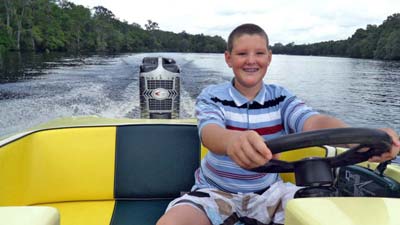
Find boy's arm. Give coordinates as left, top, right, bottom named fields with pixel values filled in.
left=201, top=124, right=272, bottom=169
left=302, top=114, right=348, bottom=131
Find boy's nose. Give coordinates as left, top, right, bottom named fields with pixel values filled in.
left=246, top=54, right=256, bottom=64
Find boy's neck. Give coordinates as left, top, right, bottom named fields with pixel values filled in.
left=232, top=79, right=262, bottom=101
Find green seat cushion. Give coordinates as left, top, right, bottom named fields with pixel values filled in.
left=115, top=124, right=200, bottom=198
left=110, top=200, right=170, bottom=225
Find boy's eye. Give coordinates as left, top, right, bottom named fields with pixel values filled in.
left=256, top=51, right=266, bottom=55
left=237, top=52, right=247, bottom=56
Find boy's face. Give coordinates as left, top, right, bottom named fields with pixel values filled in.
left=225, top=34, right=271, bottom=93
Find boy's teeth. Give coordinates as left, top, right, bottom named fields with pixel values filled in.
left=244, top=68, right=258, bottom=72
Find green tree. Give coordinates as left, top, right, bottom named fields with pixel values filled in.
left=374, top=14, right=400, bottom=59
left=0, top=22, right=13, bottom=50
left=385, top=30, right=400, bottom=60
left=0, top=0, right=227, bottom=53
left=92, top=6, right=113, bottom=51
left=145, top=20, right=159, bottom=31
left=60, top=1, right=91, bottom=51
left=12, top=0, right=32, bottom=50
left=30, top=0, right=66, bottom=51
left=270, top=13, right=400, bottom=61
left=376, top=30, right=400, bottom=60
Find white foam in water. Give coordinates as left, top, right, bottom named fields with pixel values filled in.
left=180, top=87, right=196, bottom=118
left=0, top=56, right=136, bottom=138
left=100, top=77, right=140, bottom=118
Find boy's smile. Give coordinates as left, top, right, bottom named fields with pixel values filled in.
left=224, top=34, right=272, bottom=99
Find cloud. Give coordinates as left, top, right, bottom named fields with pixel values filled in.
left=70, top=0, right=400, bottom=44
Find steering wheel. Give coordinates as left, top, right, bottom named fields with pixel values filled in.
left=250, top=128, right=392, bottom=186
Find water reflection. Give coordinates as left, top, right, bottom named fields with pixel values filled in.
left=1, top=52, right=63, bottom=83
left=0, top=52, right=123, bottom=83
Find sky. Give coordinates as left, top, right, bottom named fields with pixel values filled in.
left=69, top=0, right=400, bottom=45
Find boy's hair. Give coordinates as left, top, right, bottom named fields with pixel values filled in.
left=227, top=23, right=269, bottom=52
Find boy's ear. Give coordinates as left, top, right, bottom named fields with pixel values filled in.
left=266, top=49, right=272, bottom=66
left=224, top=51, right=232, bottom=67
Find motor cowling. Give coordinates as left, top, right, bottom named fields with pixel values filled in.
left=139, top=57, right=180, bottom=119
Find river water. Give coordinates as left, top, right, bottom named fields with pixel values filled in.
left=0, top=52, right=399, bottom=138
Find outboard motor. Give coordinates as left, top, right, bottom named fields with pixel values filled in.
left=139, top=57, right=180, bottom=119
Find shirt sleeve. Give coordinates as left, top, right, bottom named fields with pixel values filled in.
left=195, top=87, right=225, bottom=137
left=279, top=88, right=319, bottom=133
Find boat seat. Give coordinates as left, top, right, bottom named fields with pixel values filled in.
left=0, top=206, right=59, bottom=225
left=40, top=200, right=172, bottom=225
left=0, top=123, right=200, bottom=225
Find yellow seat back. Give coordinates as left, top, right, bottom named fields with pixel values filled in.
left=0, top=127, right=116, bottom=206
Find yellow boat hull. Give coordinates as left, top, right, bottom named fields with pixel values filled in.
left=1, top=117, right=399, bottom=225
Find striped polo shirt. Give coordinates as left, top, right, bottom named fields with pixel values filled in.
left=194, top=81, right=319, bottom=193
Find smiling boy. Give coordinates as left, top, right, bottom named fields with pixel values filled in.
left=157, top=23, right=400, bottom=225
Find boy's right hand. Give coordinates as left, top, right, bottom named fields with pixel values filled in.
left=226, top=130, right=273, bottom=169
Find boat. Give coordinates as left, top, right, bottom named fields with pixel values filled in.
left=1, top=116, right=400, bottom=225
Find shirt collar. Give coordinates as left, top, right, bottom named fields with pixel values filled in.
left=229, top=79, right=266, bottom=106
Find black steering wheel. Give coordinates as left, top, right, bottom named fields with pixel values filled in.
left=250, top=128, right=392, bottom=186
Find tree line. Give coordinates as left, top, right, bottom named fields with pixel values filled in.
left=0, top=0, right=226, bottom=53
left=1, top=1, right=399, bottom=60
left=271, top=13, right=400, bottom=60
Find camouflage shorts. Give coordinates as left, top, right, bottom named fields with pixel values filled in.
left=166, top=181, right=300, bottom=225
